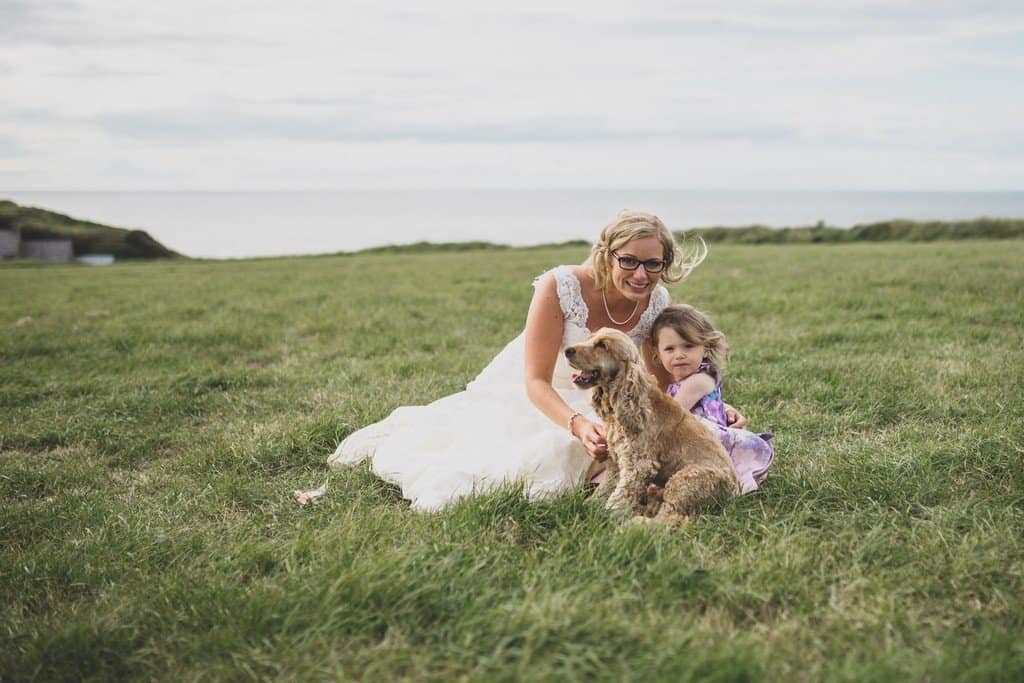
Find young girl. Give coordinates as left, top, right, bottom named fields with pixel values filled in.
left=649, top=304, right=774, bottom=494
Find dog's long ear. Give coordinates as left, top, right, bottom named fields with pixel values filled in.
left=604, top=331, right=649, bottom=398
left=618, top=343, right=650, bottom=400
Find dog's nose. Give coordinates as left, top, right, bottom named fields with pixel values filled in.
left=564, top=347, right=575, bottom=358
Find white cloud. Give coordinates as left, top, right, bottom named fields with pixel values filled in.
left=2, top=0, right=1022, bottom=189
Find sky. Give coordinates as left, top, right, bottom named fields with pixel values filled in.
left=2, top=0, right=1023, bottom=191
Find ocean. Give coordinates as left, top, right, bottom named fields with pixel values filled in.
left=5, top=189, right=1023, bottom=259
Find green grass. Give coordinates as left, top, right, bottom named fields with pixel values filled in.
left=2, top=241, right=1022, bottom=681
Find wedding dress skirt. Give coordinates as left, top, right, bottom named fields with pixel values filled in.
left=329, top=266, right=670, bottom=511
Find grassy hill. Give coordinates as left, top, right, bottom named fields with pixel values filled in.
left=686, top=216, right=1024, bottom=243
left=0, top=200, right=180, bottom=259
left=347, top=218, right=1024, bottom=255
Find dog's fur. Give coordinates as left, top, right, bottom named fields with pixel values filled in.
left=565, top=328, right=739, bottom=525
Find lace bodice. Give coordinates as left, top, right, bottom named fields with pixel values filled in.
left=539, top=265, right=669, bottom=390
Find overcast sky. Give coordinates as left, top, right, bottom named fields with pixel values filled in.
left=2, top=0, right=1023, bottom=190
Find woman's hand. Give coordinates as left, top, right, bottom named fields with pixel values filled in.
left=724, top=403, right=747, bottom=429
left=573, top=417, right=608, bottom=461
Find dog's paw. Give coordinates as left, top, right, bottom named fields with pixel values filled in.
left=629, top=515, right=657, bottom=526
left=651, top=510, right=692, bottom=528
left=605, top=490, right=632, bottom=512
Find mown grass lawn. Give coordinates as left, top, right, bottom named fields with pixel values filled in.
left=2, top=241, right=1022, bottom=681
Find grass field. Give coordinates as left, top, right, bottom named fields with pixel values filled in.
left=2, top=241, right=1022, bottom=681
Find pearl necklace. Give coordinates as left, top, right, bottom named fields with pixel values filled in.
left=602, top=288, right=640, bottom=325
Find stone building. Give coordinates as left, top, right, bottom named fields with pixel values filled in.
left=0, top=227, right=77, bottom=263
left=0, top=228, right=18, bottom=258
left=21, top=239, right=74, bottom=262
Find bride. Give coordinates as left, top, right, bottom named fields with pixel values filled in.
left=329, top=210, right=744, bottom=510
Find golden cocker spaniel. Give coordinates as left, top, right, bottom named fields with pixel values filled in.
left=565, top=328, right=739, bottom=525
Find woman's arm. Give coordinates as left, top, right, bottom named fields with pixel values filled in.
left=524, top=274, right=608, bottom=460
left=668, top=373, right=716, bottom=412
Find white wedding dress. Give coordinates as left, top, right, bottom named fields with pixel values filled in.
left=329, top=265, right=670, bottom=510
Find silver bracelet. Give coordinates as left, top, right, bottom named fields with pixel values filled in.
left=567, top=411, right=583, bottom=436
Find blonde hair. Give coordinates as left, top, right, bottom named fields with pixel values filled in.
left=649, top=304, right=730, bottom=372
left=585, top=209, right=707, bottom=291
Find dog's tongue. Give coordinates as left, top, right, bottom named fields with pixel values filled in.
left=572, top=371, right=596, bottom=384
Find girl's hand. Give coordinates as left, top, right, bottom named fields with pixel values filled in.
left=724, top=404, right=747, bottom=429
left=573, top=418, right=608, bottom=461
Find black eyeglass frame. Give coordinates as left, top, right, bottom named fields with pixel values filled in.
left=610, top=252, right=668, bottom=274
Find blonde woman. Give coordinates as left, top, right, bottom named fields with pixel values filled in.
left=330, top=210, right=745, bottom=509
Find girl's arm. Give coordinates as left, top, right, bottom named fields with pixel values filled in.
left=723, top=403, right=746, bottom=428
left=672, top=371, right=747, bottom=425
left=668, top=372, right=716, bottom=412
left=524, top=274, right=608, bottom=460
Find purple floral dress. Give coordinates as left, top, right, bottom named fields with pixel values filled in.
left=668, top=368, right=774, bottom=494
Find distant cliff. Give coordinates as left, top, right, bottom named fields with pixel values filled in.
left=0, top=200, right=181, bottom=259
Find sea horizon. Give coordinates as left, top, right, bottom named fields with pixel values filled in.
left=5, top=189, right=1024, bottom=260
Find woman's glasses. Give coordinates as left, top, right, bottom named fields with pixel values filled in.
left=611, top=252, right=667, bottom=273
